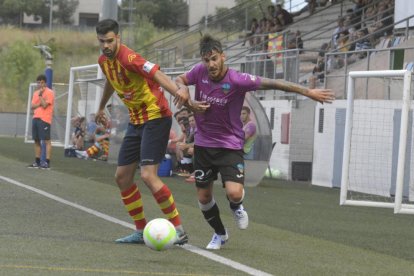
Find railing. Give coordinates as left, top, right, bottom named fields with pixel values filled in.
left=324, top=46, right=414, bottom=99
left=324, top=13, right=414, bottom=98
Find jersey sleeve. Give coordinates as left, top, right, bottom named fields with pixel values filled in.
left=185, top=63, right=203, bottom=85
left=235, top=72, right=262, bottom=93
left=122, top=53, right=160, bottom=79
left=44, top=89, right=54, bottom=106
left=244, top=122, right=256, bottom=137
left=31, top=92, right=39, bottom=105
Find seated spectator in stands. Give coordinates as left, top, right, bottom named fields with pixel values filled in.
left=242, top=18, right=259, bottom=47
left=177, top=113, right=196, bottom=181
left=174, top=107, right=190, bottom=123
left=288, top=30, right=304, bottom=53
left=275, top=4, right=293, bottom=26
left=167, top=129, right=178, bottom=156
left=336, top=30, right=354, bottom=52
left=75, top=120, right=111, bottom=161
left=368, top=1, right=393, bottom=39
left=175, top=116, right=193, bottom=176
left=363, top=3, right=378, bottom=26
left=171, top=108, right=189, bottom=149
left=241, top=106, right=257, bottom=160
left=352, top=28, right=372, bottom=59
left=267, top=17, right=284, bottom=33
left=350, top=0, right=364, bottom=29
left=331, top=17, right=345, bottom=50
left=85, top=113, right=97, bottom=144
left=344, top=15, right=357, bottom=37
left=253, top=17, right=269, bottom=51
left=71, top=116, right=86, bottom=150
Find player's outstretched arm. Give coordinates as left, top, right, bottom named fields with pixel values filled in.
left=259, top=78, right=335, bottom=104
left=154, top=70, right=189, bottom=108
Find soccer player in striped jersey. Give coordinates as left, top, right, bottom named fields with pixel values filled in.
left=95, top=19, right=190, bottom=245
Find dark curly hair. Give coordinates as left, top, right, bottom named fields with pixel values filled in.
left=199, top=34, right=223, bottom=56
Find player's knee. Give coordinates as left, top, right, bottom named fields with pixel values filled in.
left=115, top=171, right=129, bottom=186
left=140, top=169, right=155, bottom=183
left=227, top=187, right=244, bottom=203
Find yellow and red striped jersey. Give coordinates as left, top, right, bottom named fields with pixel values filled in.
left=98, top=44, right=172, bottom=125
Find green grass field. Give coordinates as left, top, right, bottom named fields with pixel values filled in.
left=1, top=137, right=414, bottom=275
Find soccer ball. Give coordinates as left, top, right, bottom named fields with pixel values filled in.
left=143, top=218, right=177, bottom=251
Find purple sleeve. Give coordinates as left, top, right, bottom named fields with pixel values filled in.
left=245, top=122, right=256, bottom=137
left=236, top=72, right=261, bottom=93
left=185, top=63, right=203, bottom=85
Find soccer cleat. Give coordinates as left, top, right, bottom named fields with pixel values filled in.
left=75, top=150, right=89, bottom=160
left=27, top=162, right=40, bottom=169
left=174, top=230, right=189, bottom=245
left=115, top=231, right=144, bottom=244
left=232, top=205, right=249, bottom=230
left=39, top=162, right=50, bottom=170
left=206, top=231, right=229, bottom=250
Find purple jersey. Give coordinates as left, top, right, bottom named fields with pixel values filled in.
left=186, top=63, right=261, bottom=149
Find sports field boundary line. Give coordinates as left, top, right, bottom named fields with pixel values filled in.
left=0, top=175, right=273, bottom=276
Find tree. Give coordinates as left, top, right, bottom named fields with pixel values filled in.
left=0, top=40, right=44, bottom=101
left=0, top=0, right=79, bottom=26
left=0, top=0, right=44, bottom=26
left=121, top=0, right=188, bottom=30
left=35, top=0, right=79, bottom=25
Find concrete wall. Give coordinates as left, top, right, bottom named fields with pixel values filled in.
left=289, top=100, right=316, bottom=176
left=260, top=100, right=292, bottom=179
left=312, top=100, right=346, bottom=188
left=0, top=113, right=27, bottom=137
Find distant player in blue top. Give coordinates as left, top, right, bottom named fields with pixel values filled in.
left=175, top=34, right=335, bottom=250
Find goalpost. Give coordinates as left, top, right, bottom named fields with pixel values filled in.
left=340, top=69, right=414, bottom=214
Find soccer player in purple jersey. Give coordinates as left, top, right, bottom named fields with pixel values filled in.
left=175, top=34, right=334, bottom=250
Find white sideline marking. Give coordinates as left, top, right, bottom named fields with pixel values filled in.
left=0, top=175, right=273, bottom=276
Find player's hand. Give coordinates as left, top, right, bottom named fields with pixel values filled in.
left=173, top=86, right=190, bottom=109
left=188, top=100, right=210, bottom=113
left=307, top=89, right=335, bottom=104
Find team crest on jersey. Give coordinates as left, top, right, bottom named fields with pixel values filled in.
left=221, top=83, right=231, bottom=94
left=128, top=54, right=137, bottom=63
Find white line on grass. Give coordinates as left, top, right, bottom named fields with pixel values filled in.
left=0, top=175, right=273, bottom=276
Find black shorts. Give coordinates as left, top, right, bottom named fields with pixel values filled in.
left=32, top=118, right=51, bottom=141
left=193, top=145, right=245, bottom=188
left=118, top=117, right=171, bottom=166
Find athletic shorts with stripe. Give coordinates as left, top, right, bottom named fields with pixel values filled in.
left=117, top=117, right=172, bottom=166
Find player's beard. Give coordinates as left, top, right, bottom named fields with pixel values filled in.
left=209, top=63, right=226, bottom=81
left=103, top=43, right=118, bottom=59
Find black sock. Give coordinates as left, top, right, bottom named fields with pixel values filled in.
left=227, top=195, right=242, bottom=210
left=46, top=159, right=50, bottom=165
left=35, top=158, right=40, bottom=165
left=202, top=203, right=226, bottom=235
